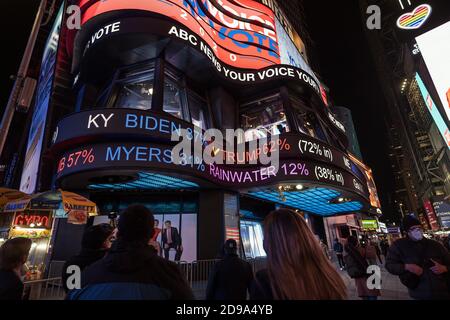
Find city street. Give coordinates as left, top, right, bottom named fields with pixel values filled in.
left=1, top=0, right=449, bottom=305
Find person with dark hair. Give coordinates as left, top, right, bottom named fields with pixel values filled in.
left=62, top=223, right=114, bottom=292
left=0, top=237, right=32, bottom=300
left=206, top=239, right=253, bottom=300
left=344, top=236, right=380, bottom=300
left=250, top=209, right=347, bottom=300
left=68, top=205, right=194, bottom=300
left=162, top=220, right=183, bottom=261
left=386, top=214, right=450, bottom=300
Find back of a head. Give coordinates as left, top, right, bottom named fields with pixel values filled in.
left=0, top=237, right=32, bottom=270
left=117, top=205, right=155, bottom=244
left=224, top=239, right=238, bottom=255
left=81, top=223, right=114, bottom=250
left=263, top=209, right=347, bottom=300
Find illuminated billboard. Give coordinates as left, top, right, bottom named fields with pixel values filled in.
left=20, top=5, right=64, bottom=193
left=361, top=220, right=378, bottom=231
left=415, top=73, right=450, bottom=150
left=74, top=0, right=323, bottom=99
left=416, top=21, right=450, bottom=122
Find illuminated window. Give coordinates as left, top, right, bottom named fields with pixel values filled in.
left=240, top=94, right=289, bottom=142
left=115, top=70, right=154, bottom=110
left=163, top=76, right=183, bottom=119
left=188, top=92, right=209, bottom=131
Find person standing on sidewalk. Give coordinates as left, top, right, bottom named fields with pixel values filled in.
left=344, top=236, right=381, bottom=300
left=206, top=239, right=253, bottom=300
left=333, top=238, right=345, bottom=270
left=386, top=215, right=450, bottom=300
left=0, top=238, right=32, bottom=300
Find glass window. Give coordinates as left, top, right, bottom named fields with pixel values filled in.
left=115, top=72, right=154, bottom=110
left=188, top=92, right=209, bottom=131
left=163, top=76, right=184, bottom=119
left=240, top=94, right=289, bottom=142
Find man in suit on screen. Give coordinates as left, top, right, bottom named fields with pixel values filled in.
left=162, top=221, right=183, bottom=261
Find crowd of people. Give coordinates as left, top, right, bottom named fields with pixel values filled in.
left=0, top=206, right=449, bottom=300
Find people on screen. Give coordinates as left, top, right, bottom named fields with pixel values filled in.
left=162, top=220, right=183, bottom=262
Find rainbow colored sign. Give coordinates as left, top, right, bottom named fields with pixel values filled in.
left=397, top=4, right=432, bottom=30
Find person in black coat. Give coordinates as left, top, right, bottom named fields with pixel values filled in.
left=386, top=215, right=450, bottom=300
left=67, top=205, right=194, bottom=300
left=62, top=223, right=114, bottom=292
left=162, top=221, right=183, bottom=261
left=0, top=237, right=32, bottom=300
left=206, top=239, right=253, bottom=300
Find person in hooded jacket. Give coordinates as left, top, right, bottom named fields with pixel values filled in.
left=62, top=223, right=114, bottom=292
left=386, top=215, right=450, bottom=300
left=68, top=205, right=194, bottom=300
left=206, top=239, right=253, bottom=300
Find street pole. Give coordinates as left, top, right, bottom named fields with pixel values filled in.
left=0, top=0, right=48, bottom=157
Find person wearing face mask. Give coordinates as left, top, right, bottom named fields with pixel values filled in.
left=386, top=215, right=450, bottom=300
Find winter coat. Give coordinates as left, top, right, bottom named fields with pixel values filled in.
left=386, top=237, right=450, bottom=300
left=344, top=245, right=380, bottom=298
left=206, top=254, right=253, bottom=300
left=67, top=240, right=194, bottom=300
left=0, top=270, right=23, bottom=300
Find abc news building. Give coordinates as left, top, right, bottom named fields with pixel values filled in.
left=12, top=0, right=382, bottom=265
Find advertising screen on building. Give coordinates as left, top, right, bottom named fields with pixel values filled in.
left=240, top=220, right=266, bottom=259
left=424, top=199, right=440, bottom=231
left=416, top=21, right=450, bottom=122
left=75, top=0, right=325, bottom=103
left=361, top=220, right=378, bottom=231
left=415, top=73, right=450, bottom=150
left=20, top=5, right=64, bottom=193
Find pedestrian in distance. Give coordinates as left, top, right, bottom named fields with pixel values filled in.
left=62, top=223, right=115, bottom=293
left=344, top=236, right=381, bottom=300
left=206, top=239, right=253, bottom=300
left=385, top=214, right=450, bottom=300
left=67, top=205, right=194, bottom=300
left=0, top=237, right=32, bottom=300
left=333, top=238, right=345, bottom=270
left=380, top=239, right=389, bottom=258
left=250, top=209, right=348, bottom=300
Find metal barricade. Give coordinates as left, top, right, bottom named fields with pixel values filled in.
left=24, top=277, right=65, bottom=300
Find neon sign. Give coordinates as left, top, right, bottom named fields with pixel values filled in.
left=396, top=4, right=432, bottom=30
left=14, top=212, right=51, bottom=229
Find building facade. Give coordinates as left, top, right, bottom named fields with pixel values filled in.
left=359, top=0, right=450, bottom=231
left=2, top=0, right=381, bottom=267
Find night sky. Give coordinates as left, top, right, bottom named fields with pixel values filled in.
left=303, top=0, right=396, bottom=220
left=0, top=0, right=396, bottom=220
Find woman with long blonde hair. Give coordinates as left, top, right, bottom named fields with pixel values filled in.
left=250, top=209, right=348, bottom=300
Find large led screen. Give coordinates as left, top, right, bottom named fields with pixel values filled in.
left=416, top=21, right=450, bottom=122
left=240, top=219, right=266, bottom=259
left=415, top=73, right=450, bottom=150
left=20, top=5, right=64, bottom=193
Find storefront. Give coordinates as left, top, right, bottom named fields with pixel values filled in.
left=23, top=0, right=381, bottom=263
